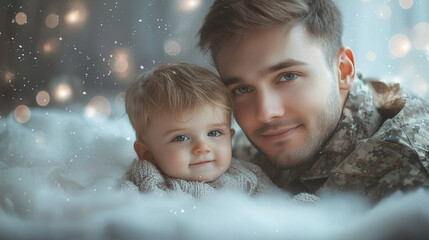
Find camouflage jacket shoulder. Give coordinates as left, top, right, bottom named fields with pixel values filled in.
left=232, top=77, right=429, bottom=201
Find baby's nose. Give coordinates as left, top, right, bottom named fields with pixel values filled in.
left=192, top=141, right=211, bottom=154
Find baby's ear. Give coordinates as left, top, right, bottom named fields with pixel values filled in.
left=133, top=140, right=154, bottom=163
left=230, top=128, right=235, bottom=138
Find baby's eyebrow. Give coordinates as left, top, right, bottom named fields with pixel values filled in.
left=208, top=122, right=230, bottom=128
left=163, top=128, right=188, bottom=137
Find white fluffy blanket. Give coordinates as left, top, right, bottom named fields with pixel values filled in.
left=1, top=109, right=429, bottom=239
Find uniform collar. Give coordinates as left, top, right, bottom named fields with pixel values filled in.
left=295, top=78, right=384, bottom=183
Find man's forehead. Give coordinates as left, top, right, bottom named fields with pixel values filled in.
left=215, top=24, right=321, bottom=80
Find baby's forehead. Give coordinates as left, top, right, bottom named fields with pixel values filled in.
left=149, top=105, right=230, bottom=124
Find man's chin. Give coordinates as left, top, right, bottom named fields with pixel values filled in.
left=258, top=145, right=316, bottom=170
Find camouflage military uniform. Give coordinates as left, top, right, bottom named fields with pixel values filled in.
left=233, top=77, right=429, bottom=202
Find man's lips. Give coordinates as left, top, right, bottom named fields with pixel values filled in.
left=260, top=125, right=302, bottom=142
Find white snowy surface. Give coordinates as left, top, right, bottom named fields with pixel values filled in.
left=1, top=108, right=429, bottom=240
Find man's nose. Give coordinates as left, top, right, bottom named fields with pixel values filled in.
left=192, top=140, right=211, bottom=155
left=256, top=90, right=285, bottom=123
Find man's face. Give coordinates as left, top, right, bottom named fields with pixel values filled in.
left=216, top=24, right=342, bottom=169
left=143, top=106, right=233, bottom=182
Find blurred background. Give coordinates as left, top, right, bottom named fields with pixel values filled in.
left=1, top=0, right=428, bottom=124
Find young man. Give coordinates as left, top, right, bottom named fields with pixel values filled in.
left=198, top=0, right=429, bottom=201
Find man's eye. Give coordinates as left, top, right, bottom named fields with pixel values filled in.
left=232, top=86, right=251, bottom=95
left=173, top=135, right=189, bottom=142
left=279, top=73, right=298, bottom=82
left=208, top=130, right=221, bottom=137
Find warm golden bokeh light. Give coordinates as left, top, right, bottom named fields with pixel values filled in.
left=46, top=14, right=59, bottom=28
left=36, top=91, right=51, bottom=107
left=54, top=83, right=72, bottom=102
left=43, top=42, right=53, bottom=53
left=14, top=105, right=31, bottom=123
left=15, top=12, right=27, bottom=25
left=112, top=50, right=132, bottom=74
left=65, top=11, right=80, bottom=24
left=389, top=34, right=411, bottom=58
left=43, top=38, right=59, bottom=54
left=114, top=57, right=129, bottom=73
left=63, top=1, right=87, bottom=27
left=5, top=72, right=15, bottom=82
left=85, top=96, right=111, bottom=122
left=179, top=0, right=201, bottom=11
left=164, top=40, right=182, bottom=56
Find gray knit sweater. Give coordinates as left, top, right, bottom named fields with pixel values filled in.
left=120, top=158, right=277, bottom=198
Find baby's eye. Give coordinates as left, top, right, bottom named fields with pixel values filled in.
left=279, top=73, right=298, bottom=82
left=208, top=130, right=221, bottom=137
left=173, top=135, right=189, bottom=142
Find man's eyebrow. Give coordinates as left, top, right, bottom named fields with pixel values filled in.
left=222, top=76, right=241, bottom=87
left=261, top=59, right=308, bottom=76
left=222, top=59, right=307, bottom=86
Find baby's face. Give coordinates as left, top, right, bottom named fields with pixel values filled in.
left=143, top=106, right=233, bottom=182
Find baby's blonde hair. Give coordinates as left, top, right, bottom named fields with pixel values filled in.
left=125, top=62, right=233, bottom=141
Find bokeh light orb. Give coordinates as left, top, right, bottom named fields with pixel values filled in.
left=115, top=92, right=125, bottom=107
left=164, top=40, right=181, bottom=56
left=399, top=0, right=413, bottom=9
left=179, top=0, right=201, bottom=11
left=114, top=58, right=129, bottom=73
left=36, top=90, right=51, bottom=107
left=46, top=14, right=59, bottom=28
left=376, top=4, right=392, bottom=20
left=389, top=34, right=411, bottom=58
left=412, top=22, right=429, bottom=51
left=5, top=72, right=15, bottom=82
left=14, top=105, right=31, bottom=123
left=65, top=11, right=79, bottom=24
left=85, top=96, right=111, bottom=122
left=15, top=12, right=27, bottom=25
left=64, top=2, right=87, bottom=27
left=43, top=38, right=59, bottom=54
left=54, top=83, right=72, bottom=102
left=366, top=51, right=377, bottom=62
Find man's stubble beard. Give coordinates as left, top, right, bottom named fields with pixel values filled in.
left=247, top=79, right=343, bottom=170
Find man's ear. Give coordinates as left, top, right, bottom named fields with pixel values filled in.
left=336, top=47, right=355, bottom=91
left=134, top=140, right=154, bottom=163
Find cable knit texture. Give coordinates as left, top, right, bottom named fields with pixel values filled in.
left=120, top=158, right=278, bottom=198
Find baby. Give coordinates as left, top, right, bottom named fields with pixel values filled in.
left=120, top=62, right=276, bottom=198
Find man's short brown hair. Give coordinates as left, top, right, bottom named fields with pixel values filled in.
left=125, top=62, right=232, bottom=141
left=198, top=0, right=343, bottom=65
